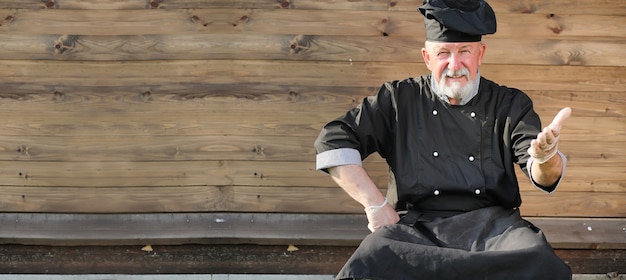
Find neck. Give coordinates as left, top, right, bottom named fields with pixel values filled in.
left=448, top=98, right=461, bottom=105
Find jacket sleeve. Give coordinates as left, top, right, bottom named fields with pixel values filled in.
left=314, top=82, right=397, bottom=171
left=509, top=91, right=565, bottom=192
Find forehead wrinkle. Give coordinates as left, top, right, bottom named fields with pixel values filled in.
left=425, top=41, right=480, bottom=52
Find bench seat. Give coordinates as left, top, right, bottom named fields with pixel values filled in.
left=0, top=213, right=624, bottom=275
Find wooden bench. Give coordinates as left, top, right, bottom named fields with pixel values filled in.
left=0, top=212, right=624, bottom=275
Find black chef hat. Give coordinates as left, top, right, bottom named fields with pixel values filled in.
left=418, top=0, right=496, bottom=42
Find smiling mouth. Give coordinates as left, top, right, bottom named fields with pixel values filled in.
left=446, top=75, right=466, bottom=80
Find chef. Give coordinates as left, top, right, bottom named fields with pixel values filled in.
left=314, top=0, right=573, bottom=279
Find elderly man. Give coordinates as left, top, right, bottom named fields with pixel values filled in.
left=314, top=0, right=573, bottom=279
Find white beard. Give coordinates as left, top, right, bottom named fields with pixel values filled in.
left=438, top=68, right=475, bottom=103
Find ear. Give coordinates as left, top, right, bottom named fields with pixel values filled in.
left=477, top=43, right=486, bottom=66
left=421, top=47, right=432, bottom=70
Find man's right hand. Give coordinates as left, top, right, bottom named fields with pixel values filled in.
left=328, top=164, right=400, bottom=232
left=365, top=201, right=400, bottom=232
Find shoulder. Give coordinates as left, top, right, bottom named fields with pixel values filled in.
left=376, top=76, right=429, bottom=100
left=383, top=76, right=428, bottom=90
left=479, top=77, right=532, bottom=103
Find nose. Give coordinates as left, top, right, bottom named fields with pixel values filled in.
left=447, top=53, right=462, bottom=72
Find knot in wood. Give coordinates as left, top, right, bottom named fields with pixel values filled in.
left=16, top=145, right=29, bottom=156
left=141, top=90, right=152, bottom=100
left=44, top=0, right=55, bottom=8
left=252, top=145, right=265, bottom=155
left=289, top=35, right=312, bottom=54
left=52, top=91, right=65, bottom=101
left=149, top=0, right=160, bottom=8
left=54, top=35, right=77, bottom=54
left=280, top=0, right=291, bottom=8
left=549, top=25, right=562, bottom=34
left=546, top=14, right=563, bottom=34
left=378, top=17, right=391, bottom=37
left=288, top=90, right=299, bottom=101
left=233, top=15, right=250, bottom=27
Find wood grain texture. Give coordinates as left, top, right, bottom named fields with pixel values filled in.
left=0, top=8, right=623, bottom=38
left=0, top=60, right=623, bottom=91
left=0, top=184, right=623, bottom=217
left=0, top=34, right=623, bottom=67
left=0, top=0, right=624, bottom=16
left=0, top=0, right=623, bottom=222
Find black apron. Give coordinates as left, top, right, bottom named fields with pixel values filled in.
left=335, top=206, right=572, bottom=280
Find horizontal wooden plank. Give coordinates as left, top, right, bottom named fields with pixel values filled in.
left=0, top=34, right=623, bottom=67
left=0, top=213, right=624, bottom=249
left=0, top=136, right=623, bottom=167
left=482, top=38, right=626, bottom=66
left=0, top=86, right=622, bottom=118
left=0, top=0, right=623, bottom=16
left=0, top=161, right=331, bottom=188
left=529, top=91, right=626, bottom=118
left=0, top=9, right=422, bottom=36
left=0, top=212, right=369, bottom=246
left=516, top=166, right=626, bottom=193
left=0, top=83, right=372, bottom=113
left=0, top=184, right=623, bottom=217
left=0, top=186, right=357, bottom=213
left=0, top=9, right=623, bottom=38
left=528, top=217, right=626, bottom=249
left=519, top=191, right=626, bottom=218
left=0, top=135, right=317, bottom=161
left=0, top=157, right=622, bottom=188
left=0, top=110, right=331, bottom=137
left=0, top=60, right=623, bottom=92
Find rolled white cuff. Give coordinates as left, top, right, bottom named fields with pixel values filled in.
left=316, top=148, right=362, bottom=170
left=527, top=150, right=567, bottom=193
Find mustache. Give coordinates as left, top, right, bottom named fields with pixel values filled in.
left=442, top=67, right=470, bottom=79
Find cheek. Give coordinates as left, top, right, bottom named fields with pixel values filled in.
left=431, top=63, right=446, bottom=79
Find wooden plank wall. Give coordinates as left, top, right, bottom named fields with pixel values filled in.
left=0, top=0, right=624, bottom=218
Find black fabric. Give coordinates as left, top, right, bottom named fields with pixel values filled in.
left=335, top=207, right=572, bottom=280
left=418, top=0, right=497, bottom=42
left=314, top=76, right=569, bottom=279
left=314, top=76, right=540, bottom=211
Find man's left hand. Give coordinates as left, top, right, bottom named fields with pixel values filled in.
left=528, top=107, right=572, bottom=164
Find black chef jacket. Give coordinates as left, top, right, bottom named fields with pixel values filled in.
left=315, top=75, right=547, bottom=211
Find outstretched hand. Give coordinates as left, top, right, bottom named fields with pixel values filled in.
left=528, top=107, right=572, bottom=164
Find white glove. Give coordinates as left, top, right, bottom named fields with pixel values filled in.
left=528, top=107, right=572, bottom=164
left=364, top=198, right=399, bottom=232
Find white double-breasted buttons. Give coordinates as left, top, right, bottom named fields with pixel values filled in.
left=433, top=151, right=439, bottom=157
left=434, top=190, right=440, bottom=196
left=468, top=155, right=475, bottom=162
left=470, top=111, right=476, bottom=118
left=474, top=189, right=481, bottom=195
left=432, top=109, right=438, bottom=116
